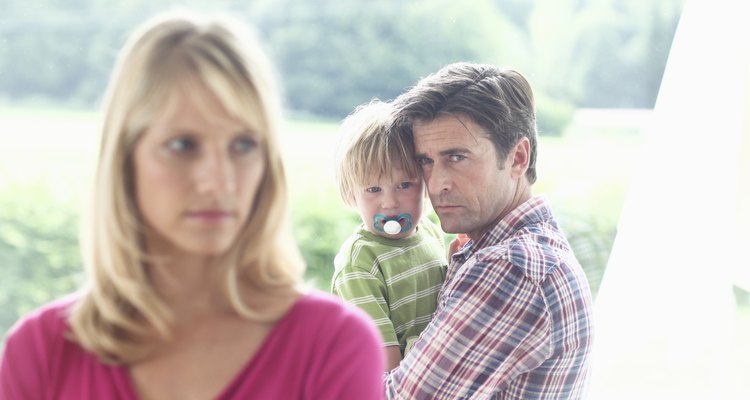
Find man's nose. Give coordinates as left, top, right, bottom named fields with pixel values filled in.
left=425, top=166, right=451, bottom=195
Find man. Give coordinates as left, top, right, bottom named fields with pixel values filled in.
left=384, top=62, right=594, bottom=399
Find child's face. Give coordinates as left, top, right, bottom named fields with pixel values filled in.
left=353, top=168, right=424, bottom=239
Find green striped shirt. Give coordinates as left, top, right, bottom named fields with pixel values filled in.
left=331, top=219, right=447, bottom=355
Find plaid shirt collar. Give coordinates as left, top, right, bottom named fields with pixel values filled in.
left=452, top=195, right=552, bottom=266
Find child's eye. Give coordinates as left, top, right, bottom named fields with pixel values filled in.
left=165, top=137, right=197, bottom=154
left=365, top=186, right=381, bottom=193
left=397, top=182, right=412, bottom=189
left=230, top=136, right=257, bottom=155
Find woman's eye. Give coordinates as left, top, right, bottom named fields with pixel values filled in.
left=365, top=186, right=381, bottom=193
left=231, top=136, right=257, bottom=154
left=165, top=137, right=196, bottom=153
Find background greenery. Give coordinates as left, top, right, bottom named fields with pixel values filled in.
left=0, top=0, right=687, bottom=337
left=0, top=107, right=644, bottom=338
left=0, top=1, right=686, bottom=319
left=2, top=0, right=749, bottom=395
left=0, top=0, right=684, bottom=134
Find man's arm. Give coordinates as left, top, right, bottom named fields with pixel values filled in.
left=384, top=253, right=551, bottom=399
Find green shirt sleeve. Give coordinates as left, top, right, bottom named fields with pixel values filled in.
left=331, top=245, right=398, bottom=347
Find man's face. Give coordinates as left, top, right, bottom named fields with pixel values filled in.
left=412, top=114, right=524, bottom=241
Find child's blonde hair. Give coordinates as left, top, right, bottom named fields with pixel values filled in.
left=335, top=100, right=421, bottom=207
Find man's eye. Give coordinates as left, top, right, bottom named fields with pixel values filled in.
left=415, top=157, right=432, bottom=165
left=366, top=187, right=381, bottom=193
left=397, top=182, right=412, bottom=189
left=231, top=136, right=257, bottom=154
left=449, top=154, right=466, bottom=162
left=165, top=137, right=197, bottom=153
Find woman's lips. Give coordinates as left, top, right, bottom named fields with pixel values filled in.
left=186, top=210, right=234, bottom=222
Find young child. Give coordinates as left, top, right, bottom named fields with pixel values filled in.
left=331, top=100, right=447, bottom=371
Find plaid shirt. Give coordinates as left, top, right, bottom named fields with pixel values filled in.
left=384, top=196, right=594, bottom=399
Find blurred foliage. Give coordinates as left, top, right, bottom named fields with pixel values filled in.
left=535, top=93, right=576, bottom=136
left=0, top=0, right=684, bottom=134
left=734, top=286, right=750, bottom=309
left=0, top=184, right=83, bottom=339
left=252, top=0, right=516, bottom=118
left=291, top=199, right=361, bottom=290
left=556, top=214, right=616, bottom=298
left=0, top=178, right=616, bottom=339
left=0, top=0, right=686, bottom=339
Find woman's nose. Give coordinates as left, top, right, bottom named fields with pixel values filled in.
left=195, top=149, right=236, bottom=194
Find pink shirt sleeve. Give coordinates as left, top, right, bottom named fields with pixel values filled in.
left=1, top=299, right=68, bottom=399
left=302, top=293, right=386, bottom=399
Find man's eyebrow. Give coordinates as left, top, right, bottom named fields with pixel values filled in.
left=415, top=147, right=470, bottom=159
left=438, top=147, right=470, bottom=156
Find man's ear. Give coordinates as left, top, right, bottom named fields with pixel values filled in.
left=509, top=138, right=530, bottom=179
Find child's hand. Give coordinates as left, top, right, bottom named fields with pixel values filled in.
left=449, top=234, right=470, bottom=257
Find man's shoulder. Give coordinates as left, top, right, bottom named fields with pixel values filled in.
left=477, top=223, right=574, bottom=283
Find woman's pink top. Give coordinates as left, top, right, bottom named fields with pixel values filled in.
left=0, top=291, right=385, bottom=399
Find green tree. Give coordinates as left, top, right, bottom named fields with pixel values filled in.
left=575, top=0, right=683, bottom=107
left=250, top=0, right=520, bottom=119
left=0, top=184, right=82, bottom=340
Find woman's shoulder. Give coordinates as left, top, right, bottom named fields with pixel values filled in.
left=286, top=289, right=381, bottom=339
left=292, top=290, right=370, bottom=321
left=274, top=289, right=385, bottom=369
left=5, top=293, right=79, bottom=344
left=1, top=294, right=81, bottom=397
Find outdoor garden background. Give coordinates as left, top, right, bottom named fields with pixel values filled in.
left=2, top=0, right=747, bottom=397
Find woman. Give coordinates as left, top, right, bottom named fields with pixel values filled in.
left=0, top=10, right=384, bottom=400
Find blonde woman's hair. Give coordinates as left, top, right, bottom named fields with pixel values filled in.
left=334, top=100, right=420, bottom=207
left=68, top=10, right=305, bottom=364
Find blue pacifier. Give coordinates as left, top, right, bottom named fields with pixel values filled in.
left=373, top=213, right=414, bottom=235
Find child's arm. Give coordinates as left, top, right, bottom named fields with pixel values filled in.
left=449, top=233, right=470, bottom=257
left=331, top=257, right=399, bottom=371
left=385, top=345, right=402, bottom=371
